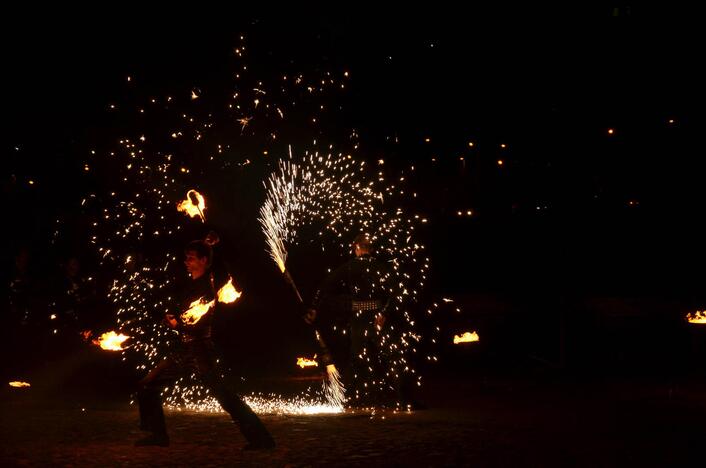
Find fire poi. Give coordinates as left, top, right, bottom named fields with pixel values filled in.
left=686, top=311, right=706, bottom=324
left=297, top=356, right=319, bottom=368
left=92, top=331, right=131, bottom=351
left=9, top=381, right=31, bottom=388
left=177, top=189, right=206, bottom=222
left=454, top=331, right=480, bottom=344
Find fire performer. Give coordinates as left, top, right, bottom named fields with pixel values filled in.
left=134, top=237, right=275, bottom=449
left=305, top=233, right=392, bottom=406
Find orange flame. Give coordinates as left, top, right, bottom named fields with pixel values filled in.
left=177, top=189, right=206, bottom=222
left=9, top=381, right=31, bottom=388
left=92, top=331, right=130, bottom=351
left=181, top=297, right=215, bottom=325
left=686, top=311, right=706, bottom=324
left=296, top=356, right=318, bottom=368
left=454, top=331, right=480, bottom=344
left=217, top=278, right=242, bottom=304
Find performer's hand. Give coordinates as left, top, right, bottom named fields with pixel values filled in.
left=303, top=308, right=317, bottom=324
left=164, top=314, right=178, bottom=329
left=375, top=313, right=386, bottom=330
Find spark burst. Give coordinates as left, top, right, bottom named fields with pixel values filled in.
left=81, top=33, right=357, bottom=414
left=259, top=144, right=439, bottom=409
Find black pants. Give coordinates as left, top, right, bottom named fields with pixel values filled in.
left=346, top=313, right=393, bottom=406
left=136, top=339, right=273, bottom=444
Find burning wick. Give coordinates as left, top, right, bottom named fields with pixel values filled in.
left=177, top=189, right=206, bottom=222
left=453, top=331, right=480, bottom=344
left=686, top=311, right=706, bottom=324
left=92, top=331, right=130, bottom=351
left=9, top=381, right=31, bottom=388
left=296, top=356, right=318, bottom=368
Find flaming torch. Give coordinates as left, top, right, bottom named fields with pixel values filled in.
left=9, top=381, right=31, bottom=388
left=686, top=311, right=706, bottom=324
left=454, top=331, right=480, bottom=344
left=177, top=189, right=206, bottom=222
left=296, top=355, right=319, bottom=368
left=92, top=331, right=130, bottom=351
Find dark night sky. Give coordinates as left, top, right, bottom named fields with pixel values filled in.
left=2, top=5, right=703, bottom=298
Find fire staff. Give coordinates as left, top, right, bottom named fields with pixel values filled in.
left=305, top=233, right=392, bottom=406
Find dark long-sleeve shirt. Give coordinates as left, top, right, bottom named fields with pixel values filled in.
left=312, top=254, right=392, bottom=322
left=175, top=270, right=227, bottom=342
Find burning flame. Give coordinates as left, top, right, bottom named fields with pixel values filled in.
left=180, top=280, right=242, bottom=325
left=92, top=331, right=130, bottom=351
left=9, top=381, right=31, bottom=388
left=177, top=189, right=206, bottom=222
left=296, top=356, right=319, bottom=368
left=217, top=278, right=242, bottom=304
left=454, top=331, right=480, bottom=344
left=181, top=297, right=215, bottom=325
left=686, top=311, right=706, bottom=324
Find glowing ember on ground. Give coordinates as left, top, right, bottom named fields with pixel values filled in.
left=181, top=297, right=215, bottom=325
left=9, top=381, right=31, bottom=388
left=217, top=278, right=242, bottom=304
left=166, top=392, right=344, bottom=415
left=686, top=311, right=706, bottom=324
left=453, top=331, right=480, bottom=344
left=93, top=331, right=130, bottom=351
left=177, top=189, right=206, bottom=222
left=297, top=356, right=319, bottom=368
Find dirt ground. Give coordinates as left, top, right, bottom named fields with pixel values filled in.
left=3, top=366, right=706, bottom=467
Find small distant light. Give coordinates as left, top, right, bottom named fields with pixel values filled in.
left=497, top=160, right=504, bottom=166
left=608, top=128, right=614, bottom=135
left=468, top=142, right=474, bottom=147
left=457, top=211, right=463, bottom=216
left=263, top=151, right=268, bottom=155
left=424, top=137, right=430, bottom=143
left=378, top=159, right=385, bottom=165
left=500, top=143, right=507, bottom=149
left=126, top=76, right=131, bottom=82
left=668, top=119, right=675, bottom=124
left=466, top=210, right=472, bottom=216
left=344, top=71, right=349, bottom=77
